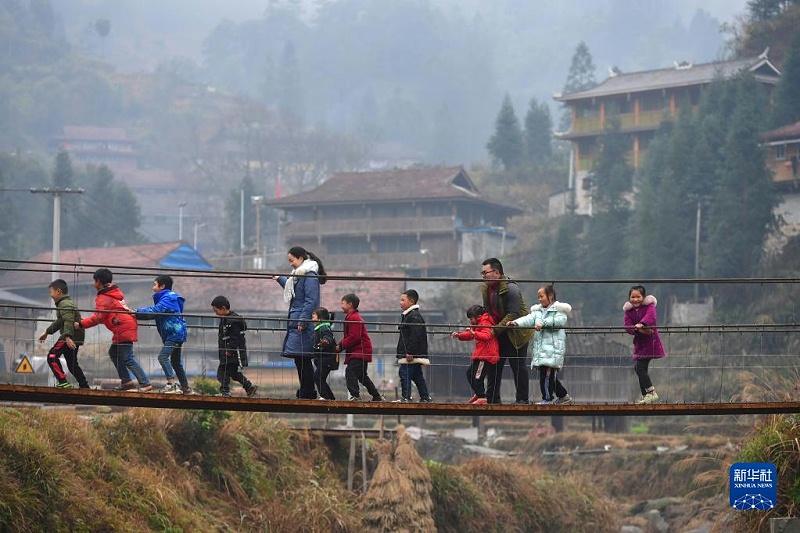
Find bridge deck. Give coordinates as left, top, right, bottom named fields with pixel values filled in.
left=1, top=385, right=798, bottom=417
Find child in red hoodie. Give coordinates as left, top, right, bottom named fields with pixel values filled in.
left=78, top=268, right=152, bottom=392
left=336, top=293, right=383, bottom=402
left=451, top=305, right=499, bottom=405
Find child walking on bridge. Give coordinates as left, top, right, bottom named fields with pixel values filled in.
left=508, top=285, right=573, bottom=405
left=451, top=304, right=499, bottom=405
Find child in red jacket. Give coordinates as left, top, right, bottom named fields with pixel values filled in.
left=336, top=293, right=383, bottom=402
left=78, top=268, right=152, bottom=392
left=452, top=305, right=499, bottom=405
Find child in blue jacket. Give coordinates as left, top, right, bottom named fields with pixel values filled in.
left=130, top=275, right=190, bottom=394
left=509, top=284, right=573, bottom=405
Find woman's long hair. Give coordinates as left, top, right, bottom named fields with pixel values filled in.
left=288, top=246, right=327, bottom=284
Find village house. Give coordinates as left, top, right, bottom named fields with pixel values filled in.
left=268, top=166, right=523, bottom=275
left=763, top=120, right=800, bottom=240
left=51, top=126, right=139, bottom=173
left=551, top=50, right=781, bottom=216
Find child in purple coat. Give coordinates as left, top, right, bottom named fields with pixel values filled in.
left=623, top=285, right=665, bottom=405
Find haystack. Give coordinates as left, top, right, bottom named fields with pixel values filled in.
left=393, top=425, right=436, bottom=532
left=360, top=439, right=415, bottom=532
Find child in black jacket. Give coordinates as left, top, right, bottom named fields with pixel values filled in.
left=211, top=295, right=257, bottom=397
left=312, top=307, right=339, bottom=400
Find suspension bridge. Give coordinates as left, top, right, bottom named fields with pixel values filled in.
left=0, top=259, right=798, bottom=419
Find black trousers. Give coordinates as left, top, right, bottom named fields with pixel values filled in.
left=313, top=360, right=337, bottom=400
left=294, top=356, right=318, bottom=399
left=47, top=340, right=89, bottom=388
left=634, top=359, right=654, bottom=395
left=485, top=334, right=529, bottom=403
left=466, top=359, right=491, bottom=398
left=217, top=359, right=252, bottom=393
left=345, top=358, right=381, bottom=399
left=538, top=365, right=568, bottom=401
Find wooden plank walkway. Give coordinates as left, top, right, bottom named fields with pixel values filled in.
left=1, top=384, right=799, bottom=417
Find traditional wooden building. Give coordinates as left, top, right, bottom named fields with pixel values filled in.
left=763, top=119, right=800, bottom=187
left=52, top=126, right=138, bottom=172
left=763, top=120, right=800, bottom=241
left=552, top=50, right=781, bottom=216
left=269, top=167, right=523, bottom=274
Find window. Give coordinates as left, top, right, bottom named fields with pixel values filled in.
left=639, top=92, right=667, bottom=112
left=327, top=238, right=371, bottom=254
left=375, top=236, right=418, bottom=253
left=576, top=101, right=599, bottom=118
left=776, top=145, right=786, bottom=161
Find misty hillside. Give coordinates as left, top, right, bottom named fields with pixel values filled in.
left=53, top=0, right=743, bottom=164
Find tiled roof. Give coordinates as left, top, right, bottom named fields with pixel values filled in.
left=0, top=242, right=195, bottom=289
left=55, top=126, right=132, bottom=143
left=556, top=55, right=780, bottom=102
left=176, top=271, right=407, bottom=313
left=269, top=166, right=522, bottom=213
left=762, top=121, right=800, bottom=141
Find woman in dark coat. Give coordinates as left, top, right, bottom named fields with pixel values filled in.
left=274, top=246, right=327, bottom=399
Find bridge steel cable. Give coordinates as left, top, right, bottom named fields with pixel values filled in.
left=0, top=261, right=798, bottom=416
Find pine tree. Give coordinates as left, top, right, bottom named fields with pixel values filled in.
left=704, top=74, right=778, bottom=279
left=523, top=97, right=553, bottom=170
left=486, top=94, right=523, bottom=170
left=0, top=165, right=19, bottom=259
left=560, top=41, right=597, bottom=131
left=590, top=118, right=633, bottom=213
left=562, top=41, right=597, bottom=95
left=278, top=39, right=304, bottom=124
left=68, top=164, right=143, bottom=248
left=772, top=33, right=800, bottom=127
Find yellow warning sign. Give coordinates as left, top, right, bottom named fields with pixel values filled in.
left=15, top=355, right=34, bottom=374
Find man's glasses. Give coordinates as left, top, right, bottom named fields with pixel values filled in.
left=480, top=269, right=498, bottom=277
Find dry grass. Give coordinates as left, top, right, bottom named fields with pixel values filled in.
left=429, top=456, right=619, bottom=532
left=0, top=408, right=662, bottom=532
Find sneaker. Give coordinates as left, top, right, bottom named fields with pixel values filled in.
left=472, top=398, right=488, bottom=405
left=515, top=399, right=530, bottom=405
left=215, top=391, right=232, bottom=397
left=392, top=397, right=411, bottom=403
left=348, top=396, right=362, bottom=402
left=163, top=383, right=182, bottom=394
left=138, top=384, right=154, bottom=393
left=246, top=385, right=258, bottom=397
left=467, top=394, right=478, bottom=404
left=537, top=399, right=553, bottom=405
left=553, top=395, right=574, bottom=405
left=419, top=397, right=433, bottom=403
left=114, top=380, right=137, bottom=391
left=370, top=395, right=385, bottom=402
left=181, top=387, right=196, bottom=395
left=56, top=381, right=73, bottom=389
left=639, top=391, right=659, bottom=405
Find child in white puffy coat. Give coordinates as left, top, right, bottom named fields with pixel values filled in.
left=509, top=284, right=572, bottom=405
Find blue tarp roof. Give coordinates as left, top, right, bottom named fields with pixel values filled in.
left=158, top=244, right=213, bottom=270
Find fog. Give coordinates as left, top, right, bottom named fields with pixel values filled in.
left=56, top=0, right=748, bottom=164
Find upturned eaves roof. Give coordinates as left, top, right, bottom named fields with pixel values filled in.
left=268, top=166, right=523, bottom=213
left=555, top=55, right=780, bottom=102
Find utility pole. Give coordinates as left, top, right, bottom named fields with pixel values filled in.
left=691, top=195, right=708, bottom=301
left=251, top=196, right=264, bottom=254
left=178, top=201, right=187, bottom=241
left=30, top=188, right=84, bottom=281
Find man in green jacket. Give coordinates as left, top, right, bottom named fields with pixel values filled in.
left=481, top=258, right=533, bottom=404
left=38, top=279, right=89, bottom=389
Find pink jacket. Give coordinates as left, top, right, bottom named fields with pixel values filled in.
left=623, top=295, right=665, bottom=360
